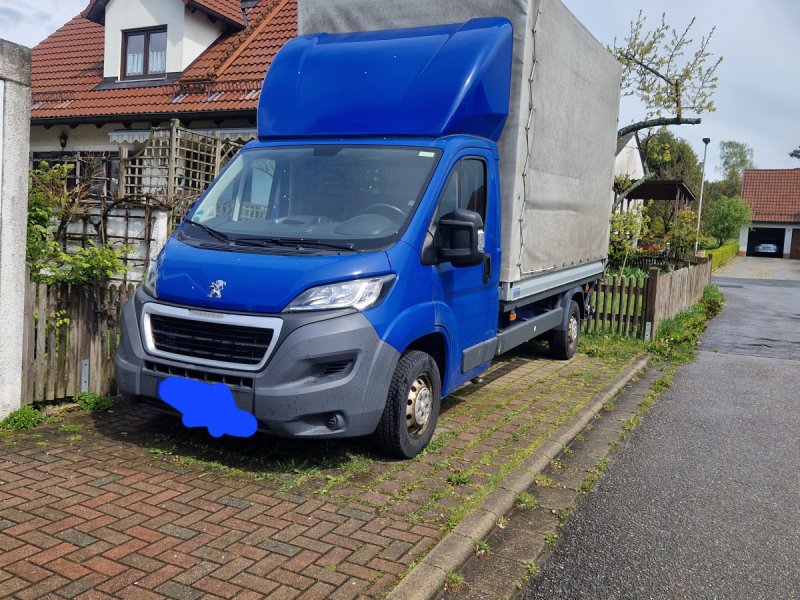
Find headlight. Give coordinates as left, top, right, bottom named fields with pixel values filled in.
left=285, top=275, right=396, bottom=312
left=142, top=260, right=159, bottom=298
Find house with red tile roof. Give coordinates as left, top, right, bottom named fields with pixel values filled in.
left=30, top=0, right=296, bottom=195
left=738, top=169, right=800, bottom=259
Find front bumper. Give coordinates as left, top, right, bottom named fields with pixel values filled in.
left=114, top=289, right=399, bottom=438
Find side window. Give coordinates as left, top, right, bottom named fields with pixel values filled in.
left=438, top=167, right=460, bottom=217
left=462, top=159, right=487, bottom=222
left=435, top=158, right=487, bottom=222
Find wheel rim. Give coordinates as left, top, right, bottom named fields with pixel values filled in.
left=406, top=375, right=433, bottom=438
left=568, top=315, right=579, bottom=344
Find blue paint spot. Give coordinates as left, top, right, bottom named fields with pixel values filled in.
left=158, top=377, right=257, bottom=439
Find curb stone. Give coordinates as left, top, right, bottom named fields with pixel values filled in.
left=386, top=354, right=650, bottom=600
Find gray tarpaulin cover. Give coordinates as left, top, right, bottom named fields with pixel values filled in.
left=299, top=0, right=621, bottom=284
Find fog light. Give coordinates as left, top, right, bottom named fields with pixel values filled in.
left=326, top=413, right=344, bottom=431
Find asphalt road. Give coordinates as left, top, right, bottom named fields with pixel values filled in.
left=523, top=272, right=800, bottom=599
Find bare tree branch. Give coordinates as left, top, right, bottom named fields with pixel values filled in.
left=618, top=117, right=701, bottom=139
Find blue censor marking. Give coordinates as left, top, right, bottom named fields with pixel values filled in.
left=158, top=377, right=257, bottom=439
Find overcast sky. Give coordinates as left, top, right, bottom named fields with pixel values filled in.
left=1, top=0, right=799, bottom=180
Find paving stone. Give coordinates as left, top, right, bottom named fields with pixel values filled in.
left=0, top=352, right=642, bottom=599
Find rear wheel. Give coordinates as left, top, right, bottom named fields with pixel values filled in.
left=372, top=350, right=441, bottom=459
left=549, top=300, right=580, bottom=360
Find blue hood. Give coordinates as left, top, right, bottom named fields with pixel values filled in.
left=154, top=239, right=393, bottom=314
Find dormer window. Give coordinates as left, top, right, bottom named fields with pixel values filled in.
left=122, top=27, right=167, bottom=80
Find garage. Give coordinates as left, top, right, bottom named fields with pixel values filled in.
left=746, top=227, right=785, bottom=257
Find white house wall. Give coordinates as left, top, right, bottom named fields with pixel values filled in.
left=184, top=10, right=226, bottom=70
left=615, top=136, right=645, bottom=180
left=30, top=124, right=124, bottom=153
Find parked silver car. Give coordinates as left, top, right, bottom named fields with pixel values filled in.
left=754, top=242, right=779, bottom=254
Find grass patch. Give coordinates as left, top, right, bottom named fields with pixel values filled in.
left=0, top=406, right=44, bottom=430
left=533, top=473, right=558, bottom=488
left=514, top=492, right=539, bottom=509
left=579, top=332, right=649, bottom=360
left=74, top=392, right=113, bottom=412
left=649, top=285, right=724, bottom=364
left=59, top=423, right=82, bottom=433
left=474, top=539, right=491, bottom=557
left=444, top=572, right=465, bottom=592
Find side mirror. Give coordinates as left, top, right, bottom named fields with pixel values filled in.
left=437, top=208, right=484, bottom=267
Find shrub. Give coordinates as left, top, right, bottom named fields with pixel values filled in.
left=74, top=392, right=113, bottom=412
left=0, top=406, right=45, bottom=430
left=706, top=242, right=739, bottom=270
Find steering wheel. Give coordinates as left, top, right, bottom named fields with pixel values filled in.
left=365, top=203, right=406, bottom=221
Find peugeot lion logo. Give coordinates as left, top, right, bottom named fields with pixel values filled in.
left=208, top=280, right=227, bottom=299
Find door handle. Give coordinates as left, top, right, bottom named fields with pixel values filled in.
left=483, top=254, right=491, bottom=284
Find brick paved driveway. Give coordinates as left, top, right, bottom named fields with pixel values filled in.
left=1, top=345, right=640, bottom=599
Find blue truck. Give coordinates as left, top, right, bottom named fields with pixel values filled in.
left=115, top=0, right=621, bottom=458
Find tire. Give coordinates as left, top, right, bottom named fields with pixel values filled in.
left=372, top=350, right=441, bottom=459
left=549, top=300, right=580, bottom=360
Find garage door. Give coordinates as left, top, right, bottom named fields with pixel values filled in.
left=746, top=227, right=785, bottom=257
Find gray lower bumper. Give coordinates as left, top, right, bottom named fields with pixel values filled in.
left=114, top=292, right=399, bottom=438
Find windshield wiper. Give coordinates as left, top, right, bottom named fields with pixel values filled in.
left=185, top=220, right=233, bottom=245
left=234, top=237, right=355, bottom=252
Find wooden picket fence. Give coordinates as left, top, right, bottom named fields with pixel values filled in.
left=583, top=274, right=649, bottom=337
left=21, top=279, right=136, bottom=405
left=19, top=260, right=712, bottom=405
left=583, top=260, right=712, bottom=340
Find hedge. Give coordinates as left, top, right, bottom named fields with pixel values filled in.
left=707, top=242, right=740, bottom=270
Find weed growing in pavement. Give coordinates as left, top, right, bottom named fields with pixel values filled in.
left=544, top=533, right=559, bottom=547
left=74, top=392, right=113, bottom=412
left=0, top=406, right=44, bottom=430
left=422, top=430, right=458, bottom=455
left=534, top=473, right=558, bottom=488
left=447, top=473, right=471, bottom=486
left=549, top=458, right=565, bottom=470
left=514, top=492, right=539, bottom=509
left=496, top=516, right=509, bottom=529
left=59, top=424, right=82, bottom=433
left=444, top=572, right=466, bottom=592
left=66, top=434, right=83, bottom=442
left=524, top=561, right=541, bottom=575
left=474, top=539, right=491, bottom=557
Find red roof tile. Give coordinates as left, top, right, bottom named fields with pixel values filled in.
left=31, top=0, right=296, bottom=121
left=742, top=169, right=800, bottom=223
left=188, top=0, right=246, bottom=28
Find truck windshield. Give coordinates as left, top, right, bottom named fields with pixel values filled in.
left=185, top=145, right=441, bottom=252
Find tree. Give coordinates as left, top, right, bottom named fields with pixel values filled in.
left=704, top=195, right=751, bottom=246
left=612, top=11, right=722, bottom=140
left=717, top=140, right=754, bottom=185
left=642, top=128, right=702, bottom=195
left=665, top=209, right=699, bottom=259
left=608, top=205, right=650, bottom=270
left=790, top=146, right=800, bottom=161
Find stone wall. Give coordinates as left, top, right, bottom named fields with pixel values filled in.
left=0, top=39, right=31, bottom=420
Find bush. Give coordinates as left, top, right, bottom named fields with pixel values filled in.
left=74, top=392, right=113, bottom=412
left=0, top=405, right=45, bottom=430
left=697, top=235, right=719, bottom=251
left=707, top=242, right=739, bottom=270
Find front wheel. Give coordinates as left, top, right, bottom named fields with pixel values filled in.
left=549, top=300, right=580, bottom=360
left=372, top=350, right=441, bottom=459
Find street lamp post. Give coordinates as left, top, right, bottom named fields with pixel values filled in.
left=694, top=137, right=711, bottom=256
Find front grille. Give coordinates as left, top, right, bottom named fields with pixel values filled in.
left=149, top=315, right=273, bottom=366
left=144, top=361, right=255, bottom=389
